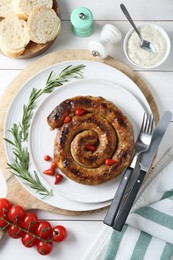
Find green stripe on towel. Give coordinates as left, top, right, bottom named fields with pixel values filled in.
left=161, top=190, right=173, bottom=200
left=131, top=231, right=152, bottom=260
left=103, top=225, right=128, bottom=260
left=160, top=243, right=173, bottom=260
left=135, top=207, right=173, bottom=229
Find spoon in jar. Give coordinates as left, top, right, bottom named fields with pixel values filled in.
left=120, top=4, right=155, bottom=53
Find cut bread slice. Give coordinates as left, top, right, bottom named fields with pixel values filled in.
left=0, top=14, right=30, bottom=58
left=0, top=42, right=24, bottom=58
left=14, top=0, right=53, bottom=20
left=27, top=7, right=61, bottom=44
left=0, top=0, right=14, bottom=18
left=0, top=19, right=5, bottom=30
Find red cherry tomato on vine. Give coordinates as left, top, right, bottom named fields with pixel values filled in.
left=22, top=233, right=38, bottom=248
left=22, top=212, right=38, bottom=231
left=0, top=198, right=11, bottom=228
left=37, top=240, right=53, bottom=255
left=8, top=223, right=24, bottom=239
left=0, top=198, right=11, bottom=215
left=52, top=225, right=67, bottom=242
left=35, top=221, right=53, bottom=239
left=8, top=205, right=25, bottom=223
left=0, top=214, right=8, bottom=228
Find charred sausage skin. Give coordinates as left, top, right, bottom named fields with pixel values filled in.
left=47, top=96, right=134, bottom=185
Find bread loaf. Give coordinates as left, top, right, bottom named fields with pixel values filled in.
left=0, top=0, right=14, bottom=18
left=0, top=14, right=30, bottom=58
left=14, top=0, right=53, bottom=20
left=27, top=7, right=61, bottom=44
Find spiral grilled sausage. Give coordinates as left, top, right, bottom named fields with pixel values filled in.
left=47, top=96, right=134, bottom=185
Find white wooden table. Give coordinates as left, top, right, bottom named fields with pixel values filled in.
left=0, top=1, right=173, bottom=259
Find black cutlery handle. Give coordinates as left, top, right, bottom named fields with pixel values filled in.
left=103, top=166, right=133, bottom=226
left=113, top=169, right=146, bottom=231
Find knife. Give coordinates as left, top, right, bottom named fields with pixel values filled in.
left=103, top=160, right=141, bottom=226
left=103, top=114, right=153, bottom=227
left=112, top=111, right=172, bottom=231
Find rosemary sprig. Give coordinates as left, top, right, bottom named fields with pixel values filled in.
left=5, top=64, right=85, bottom=198
left=21, top=64, right=85, bottom=141
left=4, top=124, right=52, bottom=198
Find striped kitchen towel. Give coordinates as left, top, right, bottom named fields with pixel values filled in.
left=84, top=147, right=173, bottom=260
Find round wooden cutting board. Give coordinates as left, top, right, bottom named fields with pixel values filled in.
left=0, top=50, right=159, bottom=218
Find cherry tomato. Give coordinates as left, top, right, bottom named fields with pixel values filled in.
left=75, top=108, right=86, bottom=116
left=52, top=225, right=67, bottom=242
left=64, top=115, right=71, bottom=123
left=8, top=224, right=24, bottom=239
left=0, top=198, right=11, bottom=215
left=22, top=233, right=38, bottom=248
left=22, top=212, right=38, bottom=231
left=105, top=159, right=116, bottom=166
left=54, top=173, right=63, bottom=185
left=85, top=145, right=96, bottom=152
left=43, top=168, right=55, bottom=176
left=0, top=213, right=8, bottom=228
left=44, top=155, right=51, bottom=161
left=35, top=221, right=53, bottom=239
left=43, top=161, right=57, bottom=176
left=8, top=205, right=25, bottom=223
left=0, top=198, right=11, bottom=228
left=37, top=240, right=53, bottom=255
left=50, top=161, right=57, bottom=170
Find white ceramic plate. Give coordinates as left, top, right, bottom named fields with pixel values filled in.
left=29, top=79, right=144, bottom=203
left=4, top=60, right=151, bottom=211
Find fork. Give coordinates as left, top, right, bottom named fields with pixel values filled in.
left=120, top=4, right=155, bottom=53
left=104, top=113, right=154, bottom=227
left=129, top=113, right=154, bottom=169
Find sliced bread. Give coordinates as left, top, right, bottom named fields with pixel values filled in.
left=0, top=14, right=30, bottom=58
left=14, top=0, right=53, bottom=20
left=0, top=0, right=14, bottom=18
left=27, top=7, right=61, bottom=44
left=0, top=42, right=25, bottom=58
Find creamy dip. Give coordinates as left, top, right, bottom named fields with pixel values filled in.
left=127, top=25, right=168, bottom=68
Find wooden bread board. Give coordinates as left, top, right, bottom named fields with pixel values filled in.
left=0, top=50, right=159, bottom=218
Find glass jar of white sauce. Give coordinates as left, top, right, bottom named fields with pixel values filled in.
left=124, top=24, right=171, bottom=69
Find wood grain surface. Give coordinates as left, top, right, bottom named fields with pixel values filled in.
left=0, top=49, right=159, bottom=217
